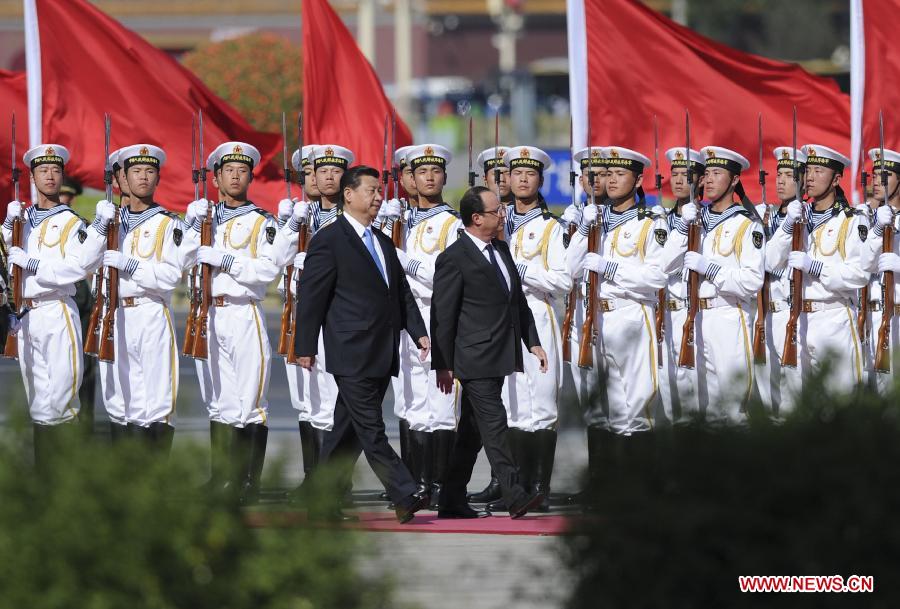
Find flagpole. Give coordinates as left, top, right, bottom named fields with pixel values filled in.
left=566, top=0, right=588, bottom=152
left=23, top=0, right=41, bottom=202
left=850, top=0, right=865, bottom=205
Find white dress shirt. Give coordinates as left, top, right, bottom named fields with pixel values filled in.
left=464, top=228, right=511, bottom=292
left=345, top=212, right=389, bottom=287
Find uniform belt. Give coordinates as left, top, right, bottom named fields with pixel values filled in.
left=768, top=300, right=788, bottom=313
left=599, top=297, right=646, bottom=312
left=23, top=297, right=65, bottom=309
left=119, top=296, right=163, bottom=308
left=666, top=298, right=687, bottom=311
left=698, top=296, right=736, bottom=310
left=868, top=301, right=900, bottom=314
left=801, top=299, right=849, bottom=313
left=212, top=295, right=257, bottom=307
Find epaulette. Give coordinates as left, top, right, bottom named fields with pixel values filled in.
left=252, top=207, right=276, bottom=221
left=159, top=209, right=184, bottom=223
left=541, top=208, right=563, bottom=225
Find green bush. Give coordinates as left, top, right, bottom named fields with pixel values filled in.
left=562, top=372, right=900, bottom=608
left=0, top=415, right=395, bottom=609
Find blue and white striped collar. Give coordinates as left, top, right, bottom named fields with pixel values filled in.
left=215, top=201, right=258, bottom=225
left=808, top=204, right=836, bottom=233
left=27, top=204, right=69, bottom=229
left=408, top=203, right=454, bottom=228
left=506, top=204, right=543, bottom=236
left=121, top=204, right=164, bottom=235
left=313, top=201, right=339, bottom=232
left=602, top=205, right=639, bottom=233
left=701, top=203, right=745, bottom=232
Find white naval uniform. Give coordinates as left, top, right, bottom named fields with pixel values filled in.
left=567, top=204, right=667, bottom=434
left=859, top=211, right=900, bottom=393
left=395, top=204, right=462, bottom=431
left=2, top=206, right=89, bottom=425
left=765, top=202, right=868, bottom=397
left=272, top=202, right=340, bottom=431
left=665, top=205, right=765, bottom=424
left=191, top=202, right=279, bottom=428
left=755, top=203, right=801, bottom=416
left=502, top=206, right=572, bottom=432
left=560, top=222, right=591, bottom=409
left=81, top=206, right=184, bottom=427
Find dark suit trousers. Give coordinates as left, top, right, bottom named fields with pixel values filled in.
left=439, top=377, right=528, bottom=510
left=320, top=376, right=418, bottom=507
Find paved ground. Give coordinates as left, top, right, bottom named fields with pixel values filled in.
left=0, top=305, right=585, bottom=609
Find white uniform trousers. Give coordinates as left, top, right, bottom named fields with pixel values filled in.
left=99, top=300, right=178, bottom=427
left=502, top=297, right=560, bottom=432
left=795, top=304, right=864, bottom=397
left=754, top=304, right=800, bottom=417
left=196, top=302, right=270, bottom=427
left=397, top=301, right=460, bottom=432
left=690, top=302, right=755, bottom=424
left=866, top=308, right=900, bottom=394
left=586, top=300, right=659, bottom=435
left=659, top=304, right=700, bottom=425
left=284, top=332, right=338, bottom=431
left=17, top=297, right=82, bottom=425
left=561, top=288, right=592, bottom=411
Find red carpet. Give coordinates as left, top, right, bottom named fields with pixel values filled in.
left=246, top=510, right=571, bottom=536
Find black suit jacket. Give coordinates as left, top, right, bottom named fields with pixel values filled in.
left=430, top=232, right=540, bottom=380
left=295, top=214, right=428, bottom=378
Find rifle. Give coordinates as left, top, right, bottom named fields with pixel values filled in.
left=653, top=115, right=665, bottom=367
left=390, top=113, right=405, bottom=249
left=182, top=115, right=201, bottom=357
left=752, top=113, right=769, bottom=364
left=190, top=110, right=213, bottom=360
left=577, top=115, right=598, bottom=369
left=98, top=114, right=119, bottom=362
left=678, top=110, right=700, bottom=369
left=561, top=118, right=579, bottom=363
left=859, top=142, right=870, bottom=345
left=494, top=112, right=506, bottom=242
left=467, top=115, right=476, bottom=188
left=278, top=111, right=294, bottom=357
left=2, top=113, right=22, bottom=359
left=286, top=113, right=309, bottom=366
left=875, top=110, right=894, bottom=372
left=781, top=107, right=803, bottom=368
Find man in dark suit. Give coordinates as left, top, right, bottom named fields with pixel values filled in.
left=431, top=186, right=548, bottom=519
left=295, top=165, right=431, bottom=524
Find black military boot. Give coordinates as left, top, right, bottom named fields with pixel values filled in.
left=430, top=430, right=455, bottom=509
left=407, top=429, right=434, bottom=503
left=287, top=421, right=322, bottom=504
left=239, top=423, right=269, bottom=506
left=226, top=425, right=252, bottom=499
left=583, top=426, right=615, bottom=513
left=381, top=419, right=411, bottom=502
left=468, top=469, right=502, bottom=504
left=148, top=422, right=175, bottom=455
left=201, top=421, right=231, bottom=492
left=532, top=429, right=557, bottom=513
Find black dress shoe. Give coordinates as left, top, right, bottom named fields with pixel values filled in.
left=508, top=491, right=545, bottom=520
left=395, top=492, right=430, bottom=524
left=437, top=505, right=491, bottom=519
left=486, top=497, right=507, bottom=512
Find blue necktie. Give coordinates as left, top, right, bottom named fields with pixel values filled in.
left=363, top=228, right=388, bottom=284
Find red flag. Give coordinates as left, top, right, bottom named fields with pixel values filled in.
left=0, top=69, right=29, bottom=214
left=569, top=0, right=850, bottom=202
left=302, top=0, right=412, bottom=171
left=858, top=0, right=898, bottom=170
left=29, top=0, right=287, bottom=211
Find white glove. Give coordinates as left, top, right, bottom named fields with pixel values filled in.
left=684, top=251, right=709, bottom=275
left=680, top=202, right=698, bottom=223
left=876, top=205, right=895, bottom=229
left=788, top=251, right=814, bottom=274
left=878, top=252, right=900, bottom=274
left=95, top=200, right=116, bottom=226
left=785, top=200, right=803, bottom=224
left=102, top=250, right=133, bottom=271
left=292, top=200, right=312, bottom=222
left=582, top=252, right=607, bottom=274
left=380, top=198, right=403, bottom=220
left=197, top=246, right=227, bottom=268
left=580, top=204, right=599, bottom=227
left=186, top=199, right=209, bottom=224
left=293, top=251, right=307, bottom=270
left=561, top=203, right=582, bottom=226
left=7, top=246, right=30, bottom=269
left=278, top=198, right=296, bottom=220
left=5, top=201, right=22, bottom=222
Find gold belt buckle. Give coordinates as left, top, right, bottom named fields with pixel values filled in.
left=599, top=299, right=613, bottom=312
left=666, top=300, right=679, bottom=311
left=802, top=300, right=814, bottom=313
left=213, top=296, right=227, bottom=307
left=121, top=297, right=136, bottom=307
left=699, top=298, right=711, bottom=310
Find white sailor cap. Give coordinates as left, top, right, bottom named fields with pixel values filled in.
left=700, top=146, right=750, bottom=173
left=773, top=146, right=808, bottom=170
left=572, top=147, right=606, bottom=174
left=108, top=147, right=128, bottom=171
left=291, top=144, right=317, bottom=172
left=394, top=145, right=416, bottom=168
left=118, top=144, right=167, bottom=170
left=507, top=146, right=552, bottom=173
left=603, top=146, right=651, bottom=172
left=868, top=147, right=900, bottom=174
left=310, top=144, right=354, bottom=171
left=206, top=151, right=217, bottom=172
left=665, top=147, right=704, bottom=171
left=801, top=144, right=850, bottom=174
left=209, top=141, right=260, bottom=171
left=475, top=146, right=510, bottom=175
left=24, top=144, right=70, bottom=169
left=406, top=144, right=452, bottom=171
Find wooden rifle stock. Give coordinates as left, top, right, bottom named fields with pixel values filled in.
left=98, top=218, right=120, bottom=362
left=858, top=286, right=869, bottom=346
left=285, top=223, right=310, bottom=365
left=190, top=206, right=214, bottom=360
left=561, top=222, right=578, bottom=363
left=83, top=270, right=104, bottom=356
left=392, top=210, right=405, bottom=248
left=781, top=222, right=804, bottom=367
left=277, top=263, right=292, bottom=356
left=752, top=273, right=769, bottom=364
left=875, top=224, right=894, bottom=372
left=678, top=222, right=700, bottom=369
left=577, top=222, right=599, bottom=369
left=2, top=214, right=22, bottom=359
left=182, top=268, right=198, bottom=356
left=655, top=288, right=665, bottom=365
